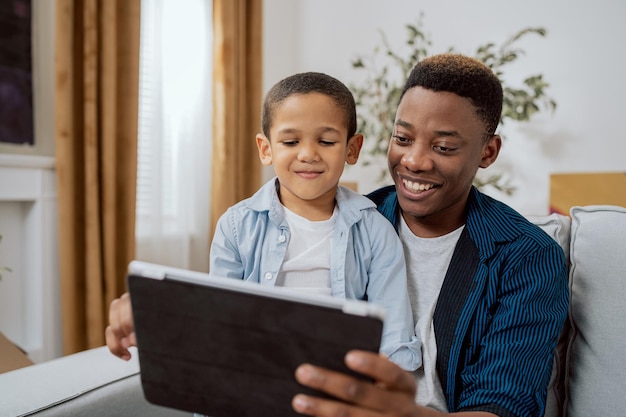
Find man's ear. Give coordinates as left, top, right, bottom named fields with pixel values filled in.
left=479, top=134, right=502, bottom=169
left=345, top=133, right=364, bottom=165
left=256, top=134, right=273, bottom=166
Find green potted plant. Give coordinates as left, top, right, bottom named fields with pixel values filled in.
left=349, top=14, right=557, bottom=194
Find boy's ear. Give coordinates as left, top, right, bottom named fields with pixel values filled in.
left=345, top=133, right=363, bottom=165
left=479, top=134, right=502, bottom=169
left=256, top=134, right=273, bottom=166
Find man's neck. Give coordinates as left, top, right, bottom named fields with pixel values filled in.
left=400, top=209, right=467, bottom=238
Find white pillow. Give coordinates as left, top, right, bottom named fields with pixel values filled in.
left=566, top=205, right=626, bottom=417
left=527, top=213, right=571, bottom=264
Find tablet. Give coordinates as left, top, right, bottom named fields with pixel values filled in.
left=127, top=260, right=385, bottom=417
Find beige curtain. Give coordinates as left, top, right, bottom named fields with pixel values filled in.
left=211, top=0, right=263, bottom=236
left=55, top=0, right=141, bottom=355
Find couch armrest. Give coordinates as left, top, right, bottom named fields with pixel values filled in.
left=0, top=346, right=189, bottom=416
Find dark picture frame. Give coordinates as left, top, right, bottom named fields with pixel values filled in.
left=0, top=0, right=33, bottom=145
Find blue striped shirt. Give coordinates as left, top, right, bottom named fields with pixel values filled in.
left=368, top=186, right=569, bottom=417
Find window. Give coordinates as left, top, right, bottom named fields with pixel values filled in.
left=135, top=0, right=213, bottom=271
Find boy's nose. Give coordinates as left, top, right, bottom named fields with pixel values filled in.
left=298, top=144, right=320, bottom=162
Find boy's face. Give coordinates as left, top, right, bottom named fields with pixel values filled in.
left=257, top=92, right=362, bottom=219
left=388, top=86, right=501, bottom=237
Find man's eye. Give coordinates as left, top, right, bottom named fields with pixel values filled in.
left=392, top=135, right=411, bottom=145
left=434, top=145, right=455, bottom=153
left=281, top=140, right=298, bottom=146
left=319, top=139, right=336, bottom=146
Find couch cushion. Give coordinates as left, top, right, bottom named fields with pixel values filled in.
left=28, top=373, right=188, bottom=417
left=566, top=205, right=626, bottom=417
left=527, top=213, right=571, bottom=417
left=527, top=213, right=571, bottom=265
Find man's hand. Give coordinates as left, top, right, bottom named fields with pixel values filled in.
left=292, top=350, right=420, bottom=417
left=104, top=292, right=136, bottom=361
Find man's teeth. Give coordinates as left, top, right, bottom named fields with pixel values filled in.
left=403, top=179, right=434, bottom=192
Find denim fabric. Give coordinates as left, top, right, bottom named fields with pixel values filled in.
left=210, top=178, right=421, bottom=371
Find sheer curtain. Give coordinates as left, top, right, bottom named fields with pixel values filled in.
left=135, top=0, right=212, bottom=271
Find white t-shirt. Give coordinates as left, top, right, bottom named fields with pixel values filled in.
left=274, top=206, right=336, bottom=296
left=399, top=215, right=464, bottom=411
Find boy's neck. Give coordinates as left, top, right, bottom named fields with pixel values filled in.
left=284, top=203, right=337, bottom=222
left=277, top=185, right=337, bottom=221
left=281, top=199, right=336, bottom=221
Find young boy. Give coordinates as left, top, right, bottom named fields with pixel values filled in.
left=106, top=72, right=420, bottom=372
left=209, top=72, right=420, bottom=371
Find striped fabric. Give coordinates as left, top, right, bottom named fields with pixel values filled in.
left=367, top=186, right=569, bottom=417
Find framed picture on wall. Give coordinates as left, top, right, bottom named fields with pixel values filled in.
left=0, top=0, right=33, bottom=146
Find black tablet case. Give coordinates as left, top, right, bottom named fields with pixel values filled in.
left=128, top=270, right=384, bottom=417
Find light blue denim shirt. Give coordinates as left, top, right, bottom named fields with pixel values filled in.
left=210, top=178, right=421, bottom=371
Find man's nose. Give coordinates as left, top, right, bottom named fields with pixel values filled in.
left=401, top=144, right=434, bottom=172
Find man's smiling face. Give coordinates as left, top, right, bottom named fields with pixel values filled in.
left=388, top=86, right=500, bottom=237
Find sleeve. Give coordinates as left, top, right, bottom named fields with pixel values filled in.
left=363, top=211, right=422, bottom=372
left=209, top=209, right=245, bottom=279
left=457, top=241, right=570, bottom=417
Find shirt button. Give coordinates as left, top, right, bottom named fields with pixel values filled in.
left=264, top=272, right=272, bottom=280
left=278, top=235, right=286, bottom=243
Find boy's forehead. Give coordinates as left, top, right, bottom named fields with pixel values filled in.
left=270, top=93, right=349, bottom=124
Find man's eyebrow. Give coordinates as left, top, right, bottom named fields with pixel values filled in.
left=394, top=119, right=413, bottom=129
left=395, top=119, right=461, bottom=138
left=434, top=129, right=462, bottom=138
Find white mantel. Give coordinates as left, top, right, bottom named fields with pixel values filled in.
left=0, top=154, right=62, bottom=362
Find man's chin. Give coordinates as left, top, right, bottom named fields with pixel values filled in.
left=397, top=195, right=432, bottom=219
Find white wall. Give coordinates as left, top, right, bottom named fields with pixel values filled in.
left=263, top=0, right=626, bottom=216
left=0, top=0, right=61, bottom=362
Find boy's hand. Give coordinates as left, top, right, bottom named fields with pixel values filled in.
left=105, top=292, right=136, bottom=361
left=292, top=350, right=419, bottom=416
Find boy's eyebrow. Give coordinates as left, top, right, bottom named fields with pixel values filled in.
left=318, top=126, right=342, bottom=134
left=276, top=126, right=343, bottom=135
left=276, top=127, right=300, bottom=135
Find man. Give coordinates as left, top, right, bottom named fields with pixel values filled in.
left=292, top=54, right=569, bottom=417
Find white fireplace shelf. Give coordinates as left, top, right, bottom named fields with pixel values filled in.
left=0, top=154, right=62, bottom=363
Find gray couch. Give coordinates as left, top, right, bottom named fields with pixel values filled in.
left=535, top=205, right=626, bottom=417
left=0, top=345, right=189, bottom=416
left=1, top=205, right=624, bottom=417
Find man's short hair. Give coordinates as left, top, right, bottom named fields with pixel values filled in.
left=400, top=54, right=503, bottom=135
left=261, top=72, right=357, bottom=139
